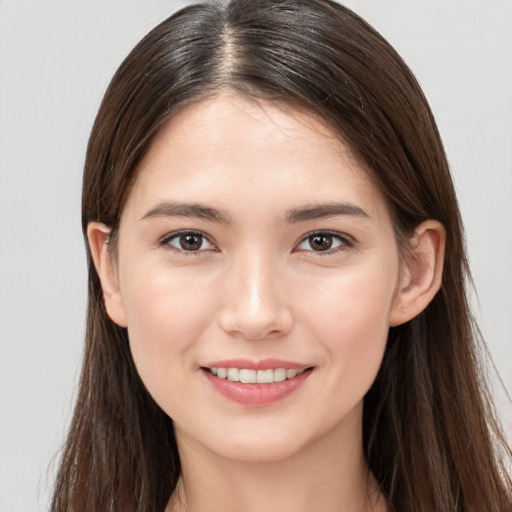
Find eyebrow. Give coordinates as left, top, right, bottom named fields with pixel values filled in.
left=285, top=202, right=370, bottom=223
left=141, top=201, right=231, bottom=223
left=141, top=201, right=370, bottom=224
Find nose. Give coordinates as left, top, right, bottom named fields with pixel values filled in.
left=218, top=252, right=293, bottom=340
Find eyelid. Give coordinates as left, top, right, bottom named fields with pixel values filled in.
left=159, top=229, right=218, bottom=253
left=158, top=229, right=353, bottom=255
left=294, top=230, right=354, bottom=254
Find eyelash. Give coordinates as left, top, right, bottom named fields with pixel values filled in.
left=294, top=230, right=354, bottom=255
left=159, top=230, right=218, bottom=256
left=159, top=229, right=354, bottom=256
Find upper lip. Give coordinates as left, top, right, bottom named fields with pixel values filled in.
left=202, top=358, right=312, bottom=371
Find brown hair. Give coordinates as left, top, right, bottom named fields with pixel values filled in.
left=51, top=1, right=512, bottom=511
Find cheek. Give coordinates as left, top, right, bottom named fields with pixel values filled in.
left=300, top=256, right=398, bottom=391
left=118, top=263, right=217, bottom=403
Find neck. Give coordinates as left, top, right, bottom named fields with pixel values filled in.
left=166, top=404, right=386, bottom=512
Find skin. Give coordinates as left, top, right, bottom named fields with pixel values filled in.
left=89, top=93, right=445, bottom=512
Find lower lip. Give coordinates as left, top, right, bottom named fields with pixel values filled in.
left=202, top=368, right=313, bottom=407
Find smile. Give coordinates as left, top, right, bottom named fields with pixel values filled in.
left=209, top=367, right=306, bottom=384
left=202, top=361, right=313, bottom=406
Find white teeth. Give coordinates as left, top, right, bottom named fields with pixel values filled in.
left=209, top=367, right=306, bottom=383
left=239, top=369, right=257, bottom=383
left=286, top=369, right=298, bottom=379
left=257, top=369, right=273, bottom=384
left=273, top=368, right=287, bottom=382
left=227, top=368, right=240, bottom=381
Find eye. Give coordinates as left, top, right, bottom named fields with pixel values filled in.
left=161, top=231, right=216, bottom=252
left=296, top=231, right=352, bottom=253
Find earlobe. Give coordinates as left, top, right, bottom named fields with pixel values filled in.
left=390, top=220, right=446, bottom=326
left=87, top=222, right=128, bottom=327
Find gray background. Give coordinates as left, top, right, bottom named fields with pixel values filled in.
left=0, top=1, right=511, bottom=510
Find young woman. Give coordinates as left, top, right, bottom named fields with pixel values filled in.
left=51, top=1, right=512, bottom=511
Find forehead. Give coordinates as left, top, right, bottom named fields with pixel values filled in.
left=123, top=93, right=389, bottom=222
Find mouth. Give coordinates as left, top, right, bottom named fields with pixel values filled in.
left=205, top=366, right=309, bottom=384
left=201, top=361, right=314, bottom=406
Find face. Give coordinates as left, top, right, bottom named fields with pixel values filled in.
left=96, top=94, right=409, bottom=462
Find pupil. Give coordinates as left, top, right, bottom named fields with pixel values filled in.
left=180, top=233, right=202, bottom=250
left=310, top=234, right=332, bottom=251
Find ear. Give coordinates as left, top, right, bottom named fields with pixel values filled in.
left=390, top=220, right=446, bottom=326
left=87, top=222, right=128, bottom=327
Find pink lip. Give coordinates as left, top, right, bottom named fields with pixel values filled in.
left=203, top=358, right=309, bottom=371
left=201, top=359, right=313, bottom=407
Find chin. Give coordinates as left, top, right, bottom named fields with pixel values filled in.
left=212, top=435, right=310, bottom=463
left=175, top=417, right=313, bottom=463
left=189, top=413, right=350, bottom=464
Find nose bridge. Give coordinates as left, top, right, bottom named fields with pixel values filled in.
left=219, top=247, right=292, bottom=339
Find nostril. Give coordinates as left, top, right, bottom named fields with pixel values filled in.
left=217, top=275, right=294, bottom=339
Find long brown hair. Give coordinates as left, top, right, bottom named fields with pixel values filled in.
left=51, top=1, right=512, bottom=510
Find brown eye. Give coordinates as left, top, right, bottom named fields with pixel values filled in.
left=308, top=234, right=333, bottom=251
left=163, top=231, right=215, bottom=252
left=179, top=232, right=203, bottom=251
left=296, top=231, right=350, bottom=253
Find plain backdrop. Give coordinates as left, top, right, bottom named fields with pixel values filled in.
left=0, top=1, right=511, bottom=511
